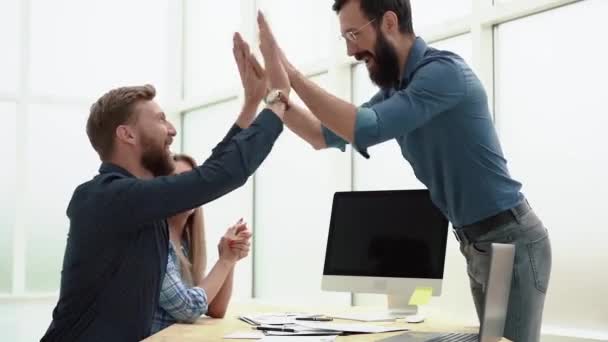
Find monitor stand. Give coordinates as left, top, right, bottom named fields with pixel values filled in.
left=331, top=295, right=418, bottom=322
left=387, top=294, right=418, bottom=317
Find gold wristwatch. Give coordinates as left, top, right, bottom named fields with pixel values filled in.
left=264, top=89, right=290, bottom=110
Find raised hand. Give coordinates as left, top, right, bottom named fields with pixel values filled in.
left=257, top=11, right=290, bottom=96
left=233, top=32, right=267, bottom=108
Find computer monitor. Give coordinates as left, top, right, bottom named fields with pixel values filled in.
left=322, top=190, right=449, bottom=317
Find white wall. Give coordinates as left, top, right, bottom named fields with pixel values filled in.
left=184, top=0, right=241, bottom=101
left=0, top=0, right=19, bottom=94
left=410, top=0, right=471, bottom=32
left=0, top=104, right=17, bottom=293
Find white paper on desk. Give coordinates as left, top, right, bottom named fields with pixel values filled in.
left=263, top=330, right=340, bottom=337
left=260, top=336, right=337, bottom=342
left=223, top=330, right=265, bottom=339
left=297, top=321, right=409, bottom=333
left=260, top=324, right=341, bottom=336
left=240, top=312, right=318, bottom=325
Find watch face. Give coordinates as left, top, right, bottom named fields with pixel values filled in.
left=265, top=89, right=280, bottom=104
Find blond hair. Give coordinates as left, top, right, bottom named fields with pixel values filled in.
left=173, top=154, right=207, bottom=285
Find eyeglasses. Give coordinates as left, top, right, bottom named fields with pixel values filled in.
left=341, top=18, right=376, bottom=43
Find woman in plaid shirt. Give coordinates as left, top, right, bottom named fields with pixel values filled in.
left=151, top=32, right=270, bottom=335
left=150, top=154, right=252, bottom=334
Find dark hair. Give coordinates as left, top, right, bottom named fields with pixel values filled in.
left=86, top=84, right=156, bottom=160
left=332, top=0, right=414, bottom=35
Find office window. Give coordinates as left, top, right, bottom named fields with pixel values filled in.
left=29, top=0, right=169, bottom=100
left=254, top=74, right=351, bottom=305
left=0, top=0, right=19, bottom=94
left=24, top=105, right=99, bottom=292
left=494, top=0, right=516, bottom=5
left=184, top=0, right=241, bottom=100
left=495, top=0, right=608, bottom=331
left=411, top=0, right=471, bottom=33
left=182, top=100, right=253, bottom=300
left=0, top=103, right=17, bottom=292
left=432, top=34, right=473, bottom=74
left=257, top=0, right=332, bottom=69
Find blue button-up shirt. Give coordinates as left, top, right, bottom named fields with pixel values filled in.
left=323, top=37, right=522, bottom=227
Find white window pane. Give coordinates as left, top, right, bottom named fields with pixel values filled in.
left=0, top=0, right=19, bottom=93
left=0, top=103, right=17, bottom=292
left=496, top=0, right=608, bottom=331
left=254, top=74, right=351, bottom=305
left=184, top=0, right=241, bottom=100
left=182, top=100, right=253, bottom=300
left=30, top=0, right=169, bottom=101
left=25, top=105, right=99, bottom=292
left=411, top=0, right=471, bottom=33
left=258, top=0, right=331, bottom=69
left=431, top=34, right=473, bottom=73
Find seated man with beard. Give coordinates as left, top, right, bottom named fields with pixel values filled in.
left=41, top=34, right=290, bottom=341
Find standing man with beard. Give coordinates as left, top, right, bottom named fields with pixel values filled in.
left=41, top=34, right=291, bottom=341
left=254, top=0, right=551, bottom=341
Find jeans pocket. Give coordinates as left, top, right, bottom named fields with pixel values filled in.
left=471, top=241, right=490, bottom=255
left=467, top=242, right=491, bottom=286
left=527, top=234, right=552, bottom=294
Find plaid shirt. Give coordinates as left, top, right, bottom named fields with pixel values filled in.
left=150, top=242, right=208, bottom=334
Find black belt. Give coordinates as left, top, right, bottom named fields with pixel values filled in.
left=453, top=199, right=531, bottom=244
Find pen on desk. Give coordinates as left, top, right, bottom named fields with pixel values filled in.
left=296, top=317, right=333, bottom=321
left=253, top=326, right=296, bottom=332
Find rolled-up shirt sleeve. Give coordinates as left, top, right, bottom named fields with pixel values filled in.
left=321, top=90, right=386, bottom=154
left=321, top=125, right=347, bottom=151
left=353, top=58, right=466, bottom=158
left=158, top=255, right=209, bottom=323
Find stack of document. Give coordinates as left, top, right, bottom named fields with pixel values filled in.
left=238, top=312, right=326, bottom=326
left=295, top=322, right=409, bottom=334
left=236, top=313, right=409, bottom=337
left=255, top=324, right=341, bottom=336
left=238, top=312, right=339, bottom=337
left=260, top=336, right=338, bottom=342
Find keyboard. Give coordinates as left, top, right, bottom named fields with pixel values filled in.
left=428, top=333, right=478, bottom=342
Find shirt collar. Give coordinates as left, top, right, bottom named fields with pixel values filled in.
left=99, top=162, right=135, bottom=178
left=399, top=36, right=428, bottom=88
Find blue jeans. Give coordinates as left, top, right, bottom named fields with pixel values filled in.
left=459, top=207, right=552, bottom=342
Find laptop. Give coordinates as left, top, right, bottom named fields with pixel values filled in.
left=379, top=243, right=515, bottom=342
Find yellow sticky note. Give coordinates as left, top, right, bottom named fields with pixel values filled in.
left=408, top=287, right=433, bottom=306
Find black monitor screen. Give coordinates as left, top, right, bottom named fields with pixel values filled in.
left=323, top=190, right=449, bottom=279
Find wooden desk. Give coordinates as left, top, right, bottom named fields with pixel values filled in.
left=144, top=303, right=511, bottom=341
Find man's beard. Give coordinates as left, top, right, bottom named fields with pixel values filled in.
left=140, top=134, right=174, bottom=177
left=368, top=31, right=401, bottom=89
